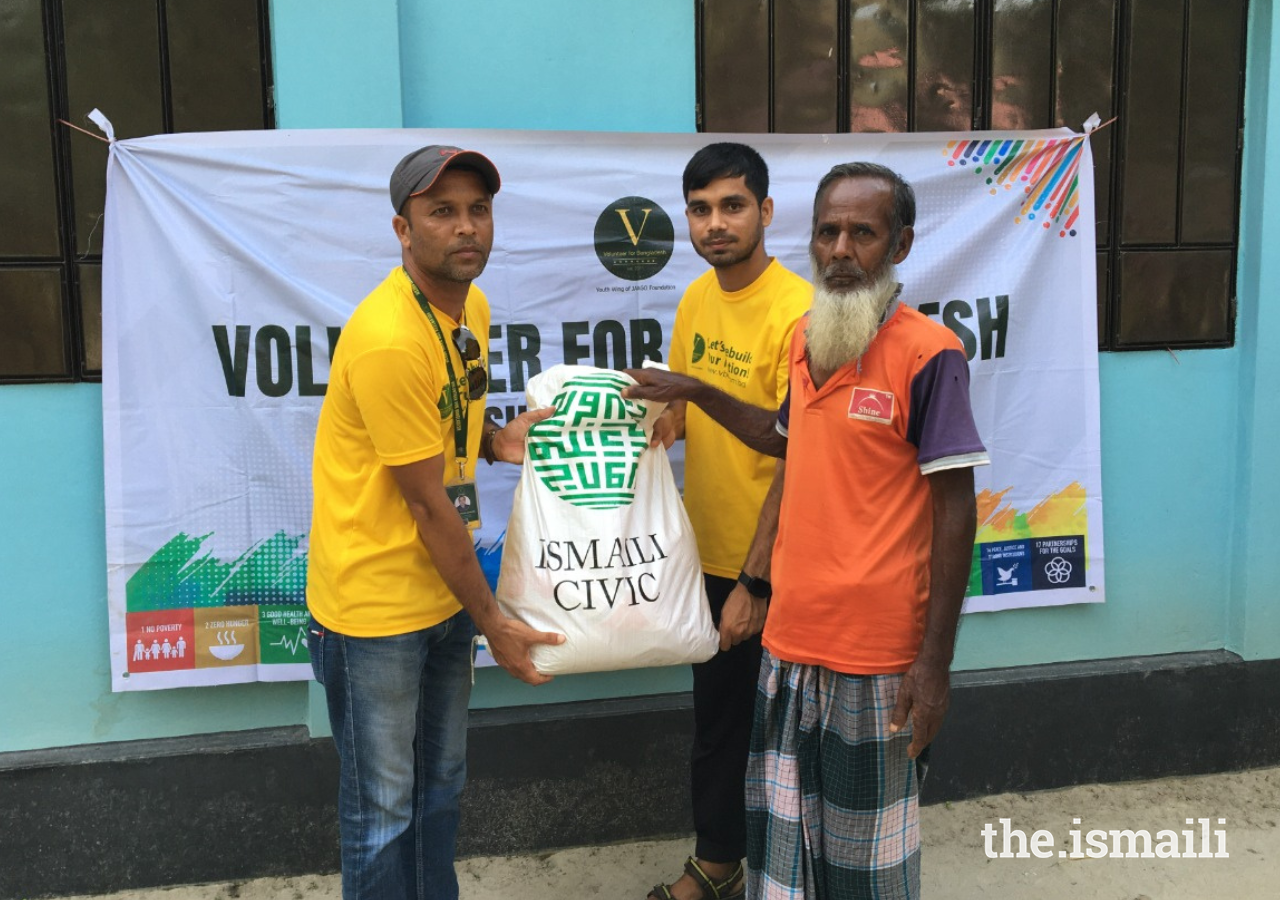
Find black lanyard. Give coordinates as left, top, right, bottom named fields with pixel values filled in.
left=404, top=269, right=470, bottom=475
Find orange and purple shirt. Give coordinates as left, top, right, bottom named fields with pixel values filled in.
left=764, top=302, right=988, bottom=674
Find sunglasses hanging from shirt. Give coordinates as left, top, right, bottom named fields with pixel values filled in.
left=404, top=268, right=486, bottom=529
left=451, top=323, right=488, bottom=400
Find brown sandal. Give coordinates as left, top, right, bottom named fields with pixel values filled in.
left=648, top=857, right=745, bottom=900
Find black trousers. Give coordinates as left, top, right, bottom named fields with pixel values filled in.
left=690, top=573, right=763, bottom=863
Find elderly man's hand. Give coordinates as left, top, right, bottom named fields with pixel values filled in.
left=888, top=655, right=951, bottom=758
left=622, top=368, right=705, bottom=405
left=718, top=584, right=767, bottom=651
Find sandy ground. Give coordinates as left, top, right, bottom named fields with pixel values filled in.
left=57, top=766, right=1278, bottom=900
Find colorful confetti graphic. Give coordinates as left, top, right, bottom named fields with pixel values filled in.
left=945, top=136, right=1086, bottom=238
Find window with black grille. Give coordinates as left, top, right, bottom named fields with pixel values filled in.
left=0, top=0, right=273, bottom=383
left=696, top=0, right=1247, bottom=350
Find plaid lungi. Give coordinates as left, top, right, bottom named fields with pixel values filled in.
left=745, top=651, right=920, bottom=899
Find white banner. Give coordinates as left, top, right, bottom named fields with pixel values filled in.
left=103, top=127, right=1104, bottom=691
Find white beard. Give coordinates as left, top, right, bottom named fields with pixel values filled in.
left=805, top=261, right=900, bottom=374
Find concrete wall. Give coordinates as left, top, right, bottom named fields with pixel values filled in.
left=2, top=0, right=1276, bottom=754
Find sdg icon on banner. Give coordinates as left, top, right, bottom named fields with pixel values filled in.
left=1031, top=536, right=1086, bottom=590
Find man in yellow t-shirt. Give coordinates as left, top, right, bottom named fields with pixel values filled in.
left=646, top=143, right=810, bottom=900
left=307, top=145, right=563, bottom=900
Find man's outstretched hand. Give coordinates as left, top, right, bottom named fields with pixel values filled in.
left=622, top=368, right=704, bottom=405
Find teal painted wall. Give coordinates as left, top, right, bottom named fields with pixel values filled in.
left=1232, top=0, right=1280, bottom=662
left=0, top=387, right=307, bottom=750
left=954, top=350, right=1243, bottom=670
left=1, top=0, right=1275, bottom=753
left=270, top=0, right=404, bottom=128
left=397, top=0, right=695, bottom=132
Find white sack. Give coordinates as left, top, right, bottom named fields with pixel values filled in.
left=496, top=365, right=717, bottom=674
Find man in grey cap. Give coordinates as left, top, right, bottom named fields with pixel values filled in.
left=307, top=145, right=564, bottom=900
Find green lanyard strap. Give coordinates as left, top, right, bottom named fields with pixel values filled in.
left=404, top=269, right=470, bottom=475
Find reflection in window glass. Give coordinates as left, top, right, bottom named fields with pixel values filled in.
left=991, top=0, right=1054, bottom=130
left=702, top=0, right=771, bottom=132
left=916, top=0, right=976, bottom=132
left=0, top=269, right=69, bottom=379
left=0, top=0, right=62, bottom=258
left=1056, top=0, right=1117, bottom=244
left=62, top=0, right=165, bottom=257
left=774, top=0, right=839, bottom=133
left=1117, top=250, right=1233, bottom=346
left=4, top=0, right=272, bottom=383
left=168, top=0, right=268, bottom=133
left=697, top=0, right=1246, bottom=350
left=78, top=264, right=102, bottom=373
left=848, top=0, right=910, bottom=133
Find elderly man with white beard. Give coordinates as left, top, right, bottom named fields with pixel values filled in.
left=625, top=161, right=988, bottom=899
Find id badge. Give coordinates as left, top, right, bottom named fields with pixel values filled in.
left=445, top=478, right=481, bottom=530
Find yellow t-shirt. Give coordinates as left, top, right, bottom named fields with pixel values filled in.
left=307, top=267, right=490, bottom=637
left=669, top=258, right=811, bottom=578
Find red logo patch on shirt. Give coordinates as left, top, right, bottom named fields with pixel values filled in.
left=849, top=388, right=895, bottom=424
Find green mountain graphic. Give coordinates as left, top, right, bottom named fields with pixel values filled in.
left=126, top=531, right=308, bottom=612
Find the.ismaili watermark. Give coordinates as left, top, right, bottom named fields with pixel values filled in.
left=981, top=816, right=1229, bottom=859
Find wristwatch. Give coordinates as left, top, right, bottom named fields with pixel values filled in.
left=737, top=570, right=773, bottom=601
left=480, top=425, right=499, bottom=465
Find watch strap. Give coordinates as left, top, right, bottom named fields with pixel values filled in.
left=737, top=569, right=773, bottom=601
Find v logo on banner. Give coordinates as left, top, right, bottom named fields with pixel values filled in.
left=615, top=207, right=653, bottom=246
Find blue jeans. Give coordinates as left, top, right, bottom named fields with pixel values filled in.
left=309, top=610, right=475, bottom=900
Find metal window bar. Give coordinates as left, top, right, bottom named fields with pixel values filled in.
left=0, top=0, right=274, bottom=384
left=695, top=0, right=1246, bottom=351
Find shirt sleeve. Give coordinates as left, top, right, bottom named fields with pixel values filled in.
left=906, top=348, right=989, bottom=474
left=346, top=345, right=446, bottom=466
left=776, top=315, right=807, bottom=437
left=668, top=298, right=690, bottom=374
left=774, top=314, right=803, bottom=406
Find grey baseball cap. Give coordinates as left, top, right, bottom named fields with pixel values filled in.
left=389, top=145, right=501, bottom=213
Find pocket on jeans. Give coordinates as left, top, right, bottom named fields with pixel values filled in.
left=307, top=616, right=325, bottom=684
